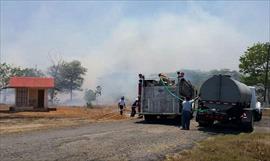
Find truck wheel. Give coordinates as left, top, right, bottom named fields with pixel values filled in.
left=242, top=112, right=254, bottom=132
left=198, top=121, right=213, bottom=127
left=257, top=113, right=262, bottom=121
left=144, top=115, right=150, bottom=121
left=175, top=115, right=181, bottom=123
left=144, top=115, right=156, bottom=122
left=254, top=112, right=262, bottom=121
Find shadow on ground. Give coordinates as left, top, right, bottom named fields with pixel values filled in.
left=135, top=118, right=248, bottom=135
left=197, top=123, right=244, bottom=135
left=135, top=118, right=181, bottom=127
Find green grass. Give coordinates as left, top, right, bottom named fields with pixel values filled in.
left=166, top=133, right=270, bottom=161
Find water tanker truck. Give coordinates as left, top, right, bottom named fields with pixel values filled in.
left=138, top=72, right=196, bottom=121
left=196, top=75, right=262, bottom=131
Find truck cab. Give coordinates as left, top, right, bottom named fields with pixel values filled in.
left=250, top=86, right=262, bottom=121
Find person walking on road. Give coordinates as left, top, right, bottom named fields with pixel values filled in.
left=181, top=96, right=199, bottom=130
left=118, top=96, right=126, bottom=115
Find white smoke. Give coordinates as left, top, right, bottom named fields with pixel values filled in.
left=2, top=2, right=268, bottom=105
left=78, top=7, right=253, bottom=104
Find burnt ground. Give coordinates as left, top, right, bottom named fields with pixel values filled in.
left=0, top=116, right=269, bottom=161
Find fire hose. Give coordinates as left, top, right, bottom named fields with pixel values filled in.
left=159, top=77, right=184, bottom=101
left=159, top=77, right=208, bottom=113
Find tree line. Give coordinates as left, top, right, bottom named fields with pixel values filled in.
left=0, top=60, right=89, bottom=104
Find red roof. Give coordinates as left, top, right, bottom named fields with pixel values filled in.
left=9, top=77, right=54, bottom=88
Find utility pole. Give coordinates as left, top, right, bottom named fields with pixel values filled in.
left=0, top=3, right=2, bottom=104
left=264, top=44, right=270, bottom=108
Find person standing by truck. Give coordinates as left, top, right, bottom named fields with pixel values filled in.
left=130, top=98, right=139, bottom=117
left=181, top=96, right=199, bottom=130
left=118, top=96, right=126, bottom=115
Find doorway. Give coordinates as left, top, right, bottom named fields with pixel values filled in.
left=38, top=90, right=44, bottom=108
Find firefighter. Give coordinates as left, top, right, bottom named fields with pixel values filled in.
left=118, top=96, right=126, bottom=115
left=181, top=96, right=199, bottom=130
left=130, top=98, right=138, bottom=117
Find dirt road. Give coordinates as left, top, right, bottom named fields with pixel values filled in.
left=1, top=117, right=269, bottom=161
left=0, top=106, right=129, bottom=134
left=0, top=119, right=208, bottom=161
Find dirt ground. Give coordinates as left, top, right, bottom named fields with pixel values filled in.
left=0, top=104, right=131, bottom=134
left=0, top=105, right=269, bottom=161
left=0, top=118, right=208, bottom=161
left=0, top=115, right=269, bottom=161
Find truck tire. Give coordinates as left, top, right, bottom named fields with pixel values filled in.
left=198, top=121, right=213, bottom=127
left=175, top=115, right=181, bottom=123
left=173, top=115, right=181, bottom=126
left=144, top=115, right=156, bottom=122
left=242, top=112, right=254, bottom=132
left=254, top=111, right=262, bottom=121
left=257, top=112, right=262, bottom=121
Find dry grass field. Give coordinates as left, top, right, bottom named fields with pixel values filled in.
left=165, top=108, right=270, bottom=161
left=166, top=132, right=270, bottom=161
left=0, top=104, right=131, bottom=134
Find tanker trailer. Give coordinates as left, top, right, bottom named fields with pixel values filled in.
left=138, top=72, right=195, bottom=122
left=196, top=75, right=256, bottom=131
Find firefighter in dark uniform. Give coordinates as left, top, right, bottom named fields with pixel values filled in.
left=130, top=98, right=139, bottom=117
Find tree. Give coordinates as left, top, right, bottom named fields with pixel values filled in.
left=95, top=86, right=102, bottom=105
left=47, top=57, right=64, bottom=104
left=84, top=89, right=96, bottom=107
left=0, top=63, right=20, bottom=88
left=21, top=68, right=45, bottom=77
left=239, top=42, right=270, bottom=86
left=59, top=60, right=87, bottom=100
left=209, top=69, right=241, bottom=81
left=0, top=63, right=8, bottom=90
left=0, top=63, right=44, bottom=103
left=255, top=84, right=265, bottom=102
left=0, top=63, right=23, bottom=103
left=0, top=63, right=44, bottom=88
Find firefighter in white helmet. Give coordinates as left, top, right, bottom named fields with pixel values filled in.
left=118, top=96, right=126, bottom=115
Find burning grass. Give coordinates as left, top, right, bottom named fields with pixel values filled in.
left=165, top=132, right=270, bottom=161
left=0, top=105, right=131, bottom=134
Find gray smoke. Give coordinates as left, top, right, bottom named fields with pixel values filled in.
left=3, top=3, right=266, bottom=105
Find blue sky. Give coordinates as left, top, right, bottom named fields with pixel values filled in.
left=0, top=1, right=269, bottom=99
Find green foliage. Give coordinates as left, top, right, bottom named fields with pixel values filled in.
left=47, top=60, right=87, bottom=102
left=255, top=84, right=265, bottom=102
left=239, top=42, right=270, bottom=86
left=0, top=63, right=44, bottom=88
left=47, top=60, right=64, bottom=104
left=95, top=86, right=102, bottom=96
left=58, top=60, right=87, bottom=100
left=21, top=68, right=45, bottom=77
left=1, top=64, right=15, bottom=87
left=84, top=89, right=96, bottom=108
left=0, top=63, right=45, bottom=103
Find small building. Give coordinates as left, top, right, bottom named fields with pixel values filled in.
left=8, top=77, right=54, bottom=111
